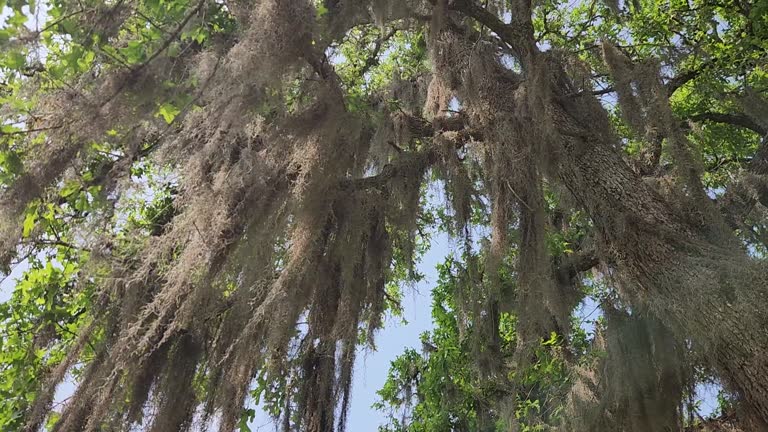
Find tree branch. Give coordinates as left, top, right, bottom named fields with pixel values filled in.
left=359, top=27, right=398, bottom=77
left=444, top=0, right=537, bottom=65
left=687, top=112, right=766, bottom=136
left=339, top=149, right=434, bottom=191
left=101, top=0, right=206, bottom=106
left=706, top=156, right=752, bottom=173
left=665, top=58, right=716, bottom=96
left=0, top=125, right=63, bottom=136
left=339, top=114, right=478, bottom=191
left=591, top=86, right=615, bottom=96
left=557, top=249, right=600, bottom=281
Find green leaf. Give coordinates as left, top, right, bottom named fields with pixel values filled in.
left=237, top=408, right=255, bottom=432
left=316, top=3, right=329, bottom=18
left=0, top=151, right=23, bottom=178
left=3, top=50, right=26, bottom=70
left=77, top=49, right=95, bottom=69
left=7, top=10, right=27, bottom=27
left=156, top=102, right=181, bottom=124
left=542, top=332, right=559, bottom=346
left=60, top=181, right=80, bottom=198
left=122, top=40, right=146, bottom=64
left=22, top=211, right=37, bottom=238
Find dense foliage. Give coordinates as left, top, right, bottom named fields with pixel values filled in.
left=0, top=0, right=767, bottom=431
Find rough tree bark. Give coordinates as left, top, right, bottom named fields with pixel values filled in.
left=445, top=0, right=768, bottom=424
left=551, top=64, right=768, bottom=425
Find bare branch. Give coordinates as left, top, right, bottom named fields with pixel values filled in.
left=687, top=112, right=766, bottom=136
left=359, top=27, right=398, bottom=77
left=557, top=249, right=600, bottom=281
left=665, top=58, right=716, bottom=96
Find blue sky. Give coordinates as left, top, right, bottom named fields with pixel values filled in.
left=345, top=232, right=451, bottom=430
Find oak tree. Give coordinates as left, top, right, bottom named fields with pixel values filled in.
left=1, top=0, right=767, bottom=430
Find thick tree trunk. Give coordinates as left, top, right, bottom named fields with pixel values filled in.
left=427, top=0, right=767, bottom=423
left=550, top=78, right=768, bottom=424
